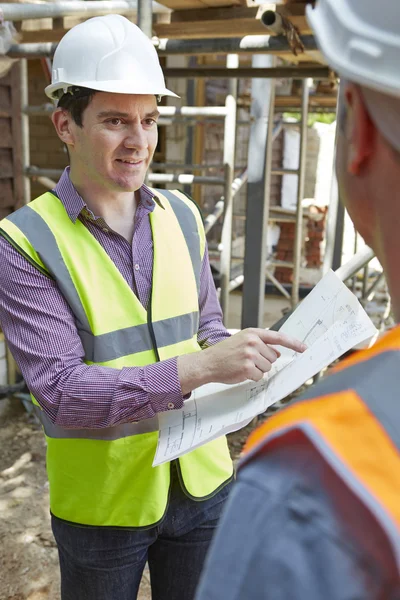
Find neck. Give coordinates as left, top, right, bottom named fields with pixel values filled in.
left=371, top=192, right=400, bottom=324
left=69, top=167, right=139, bottom=242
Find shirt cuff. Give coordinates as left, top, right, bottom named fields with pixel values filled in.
left=144, top=357, right=184, bottom=413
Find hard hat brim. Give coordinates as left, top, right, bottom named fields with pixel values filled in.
left=45, top=80, right=179, bottom=101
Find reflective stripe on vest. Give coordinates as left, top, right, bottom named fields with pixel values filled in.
left=0, top=189, right=233, bottom=527
left=241, top=329, right=400, bottom=571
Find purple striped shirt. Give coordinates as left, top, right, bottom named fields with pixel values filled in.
left=0, top=168, right=229, bottom=428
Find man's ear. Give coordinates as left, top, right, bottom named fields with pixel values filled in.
left=51, top=108, right=75, bottom=149
left=344, top=83, right=375, bottom=176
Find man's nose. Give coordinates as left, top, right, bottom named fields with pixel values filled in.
left=124, top=123, right=148, bottom=150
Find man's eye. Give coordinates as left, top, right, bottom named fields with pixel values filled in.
left=108, top=118, right=121, bottom=126
left=145, top=119, right=156, bottom=126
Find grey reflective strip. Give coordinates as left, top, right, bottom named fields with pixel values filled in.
left=156, top=189, right=201, bottom=293
left=34, top=404, right=159, bottom=440
left=7, top=205, right=199, bottom=363
left=296, top=350, right=400, bottom=453
left=81, top=311, right=199, bottom=363
left=7, top=206, right=91, bottom=337
left=153, top=310, right=199, bottom=347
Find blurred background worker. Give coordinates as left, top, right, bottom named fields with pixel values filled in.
left=0, top=14, right=305, bottom=600
left=196, top=2, right=400, bottom=598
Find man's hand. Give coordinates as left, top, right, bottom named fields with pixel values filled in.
left=178, top=328, right=306, bottom=395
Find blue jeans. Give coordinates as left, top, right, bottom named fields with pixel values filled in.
left=51, top=463, right=232, bottom=600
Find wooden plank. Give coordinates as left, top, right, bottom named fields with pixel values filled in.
left=0, top=70, right=12, bottom=86
left=274, top=94, right=337, bottom=109
left=0, top=148, right=13, bottom=178
left=10, top=63, right=24, bottom=210
left=156, top=19, right=268, bottom=38
left=156, top=6, right=310, bottom=39
left=0, top=179, right=13, bottom=206
left=169, top=5, right=265, bottom=21
left=159, top=0, right=245, bottom=8
left=193, top=57, right=206, bottom=205
left=20, top=2, right=311, bottom=42
left=0, top=86, right=11, bottom=113
left=0, top=205, right=14, bottom=219
left=0, top=118, right=12, bottom=148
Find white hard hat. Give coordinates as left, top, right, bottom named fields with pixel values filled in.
left=307, top=0, right=400, bottom=98
left=45, top=14, right=178, bottom=101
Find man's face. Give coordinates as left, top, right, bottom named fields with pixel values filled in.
left=67, top=92, right=159, bottom=192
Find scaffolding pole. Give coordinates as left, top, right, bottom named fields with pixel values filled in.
left=323, top=86, right=341, bottom=275
left=26, top=167, right=225, bottom=186
left=163, top=66, right=329, bottom=80
left=291, top=80, right=309, bottom=306
left=20, top=59, right=31, bottom=205
left=0, top=0, right=169, bottom=20
left=332, top=199, right=346, bottom=270
left=137, top=0, right=152, bottom=37
left=219, top=54, right=238, bottom=320
left=7, top=35, right=318, bottom=59
left=23, top=104, right=228, bottom=118
left=242, top=55, right=276, bottom=329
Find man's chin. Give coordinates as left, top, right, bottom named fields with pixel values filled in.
left=111, top=175, right=146, bottom=193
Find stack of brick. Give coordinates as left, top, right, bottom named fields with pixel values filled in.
left=305, top=206, right=328, bottom=269
left=273, top=206, right=328, bottom=284
left=274, top=222, right=296, bottom=284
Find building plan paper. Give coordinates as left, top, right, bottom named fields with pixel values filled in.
left=153, top=269, right=378, bottom=467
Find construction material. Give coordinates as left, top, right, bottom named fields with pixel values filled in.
left=7, top=35, right=319, bottom=59
left=0, top=1, right=169, bottom=21
left=291, top=79, right=309, bottom=306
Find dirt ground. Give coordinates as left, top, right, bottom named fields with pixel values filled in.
left=0, top=397, right=258, bottom=600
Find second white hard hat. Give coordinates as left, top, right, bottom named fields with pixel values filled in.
left=307, top=0, right=400, bottom=98
left=45, top=14, right=178, bottom=101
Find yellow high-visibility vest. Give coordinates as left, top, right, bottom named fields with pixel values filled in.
left=0, top=188, right=233, bottom=527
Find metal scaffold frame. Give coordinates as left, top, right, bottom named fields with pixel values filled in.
left=2, top=0, right=376, bottom=341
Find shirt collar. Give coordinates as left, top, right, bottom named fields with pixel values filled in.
left=53, top=167, right=164, bottom=223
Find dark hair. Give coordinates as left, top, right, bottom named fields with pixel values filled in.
left=56, top=87, right=97, bottom=127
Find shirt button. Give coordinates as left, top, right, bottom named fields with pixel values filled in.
left=102, top=227, right=109, bottom=233
left=134, top=264, right=140, bottom=271
left=167, top=402, right=175, bottom=410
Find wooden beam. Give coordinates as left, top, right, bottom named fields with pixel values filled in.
left=19, top=2, right=311, bottom=42
left=159, top=0, right=245, bottom=9
left=193, top=57, right=206, bottom=205
left=274, top=94, right=337, bottom=109
left=10, top=63, right=24, bottom=211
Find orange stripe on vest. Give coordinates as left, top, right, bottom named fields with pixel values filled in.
left=243, top=390, right=400, bottom=531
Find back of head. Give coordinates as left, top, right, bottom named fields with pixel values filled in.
left=45, top=14, right=177, bottom=101
left=307, top=0, right=400, bottom=152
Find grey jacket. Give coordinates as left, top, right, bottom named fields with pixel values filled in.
left=196, top=437, right=400, bottom=600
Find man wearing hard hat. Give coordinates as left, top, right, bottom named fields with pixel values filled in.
left=196, top=2, right=400, bottom=598
left=0, top=13, right=305, bottom=600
